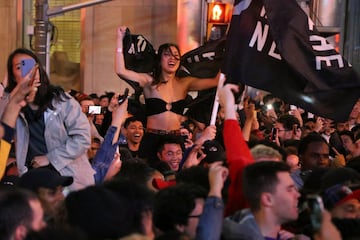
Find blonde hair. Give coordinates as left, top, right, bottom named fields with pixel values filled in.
left=250, top=144, right=282, bottom=162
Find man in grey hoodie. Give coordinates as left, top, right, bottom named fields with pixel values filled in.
left=222, top=161, right=300, bottom=240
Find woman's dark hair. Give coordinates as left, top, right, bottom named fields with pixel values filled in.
left=152, top=43, right=181, bottom=85
left=6, top=48, right=69, bottom=115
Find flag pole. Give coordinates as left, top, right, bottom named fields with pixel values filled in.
left=210, top=73, right=226, bottom=126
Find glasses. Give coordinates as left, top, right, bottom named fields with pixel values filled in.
left=276, top=128, right=290, bottom=132
left=276, top=127, right=299, bottom=132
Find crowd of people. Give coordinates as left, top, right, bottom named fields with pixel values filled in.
left=0, top=27, right=360, bottom=240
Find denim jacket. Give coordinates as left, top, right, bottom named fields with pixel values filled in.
left=15, top=94, right=95, bottom=190
left=92, top=125, right=122, bottom=184
left=197, top=196, right=224, bottom=240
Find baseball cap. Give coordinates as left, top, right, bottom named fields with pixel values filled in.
left=152, top=178, right=176, bottom=190
left=19, top=168, right=73, bottom=192
left=319, top=167, right=360, bottom=210
left=322, top=183, right=360, bottom=210
left=0, top=175, right=20, bottom=188
left=201, top=140, right=226, bottom=164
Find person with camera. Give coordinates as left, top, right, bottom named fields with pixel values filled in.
left=0, top=70, right=36, bottom=179
left=115, top=26, right=220, bottom=164
left=273, top=114, right=302, bottom=146
left=91, top=94, right=130, bottom=184
left=2, top=48, right=95, bottom=190
left=314, top=211, right=342, bottom=240
left=78, top=95, right=104, bottom=143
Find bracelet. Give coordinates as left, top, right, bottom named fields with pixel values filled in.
left=116, top=47, right=123, bottom=53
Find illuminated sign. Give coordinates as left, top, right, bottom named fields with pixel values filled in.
left=208, top=3, right=226, bottom=23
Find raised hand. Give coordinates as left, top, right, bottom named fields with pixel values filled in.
left=117, top=26, right=128, bottom=40
left=208, top=162, right=229, bottom=197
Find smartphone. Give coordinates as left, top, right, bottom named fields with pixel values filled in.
left=21, top=58, right=36, bottom=77
left=118, top=88, right=129, bottom=105
left=181, top=134, right=188, bottom=142
left=266, top=104, right=273, bottom=110
left=329, top=131, right=345, bottom=157
left=271, top=128, right=277, bottom=141
left=88, top=105, right=102, bottom=114
left=306, top=194, right=324, bottom=233
left=290, top=105, right=297, bottom=110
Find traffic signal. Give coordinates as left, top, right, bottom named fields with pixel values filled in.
left=206, top=2, right=232, bottom=41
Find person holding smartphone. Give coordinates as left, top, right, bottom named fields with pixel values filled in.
left=0, top=72, right=36, bottom=179
left=273, top=114, right=302, bottom=145
left=1, top=48, right=95, bottom=190
left=78, top=96, right=104, bottom=143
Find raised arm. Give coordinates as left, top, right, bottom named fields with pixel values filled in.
left=242, top=97, right=259, bottom=142
left=1, top=71, right=35, bottom=178
left=218, top=83, right=254, bottom=216
left=185, top=71, right=220, bottom=91
left=92, top=96, right=128, bottom=184
left=115, top=26, right=153, bottom=88
left=196, top=162, right=228, bottom=240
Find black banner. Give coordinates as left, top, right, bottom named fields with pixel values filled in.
left=222, top=0, right=360, bottom=122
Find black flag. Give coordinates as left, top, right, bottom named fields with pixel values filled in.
left=121, top=29, right=225, bottom=96
left=120, top=28, right=156, bottom=96
left=178, top=37, right=226, bottom=78
left=223, top=0, right=360, bottom=122
left=120, top=31, right=226, bottom=117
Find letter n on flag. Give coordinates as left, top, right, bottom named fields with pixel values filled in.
left=222, top=0, right=360, bottom=122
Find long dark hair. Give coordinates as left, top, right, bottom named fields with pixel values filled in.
left=6, top=48, right=69, bottom=114
left=152, top=43, right=181, bottom=85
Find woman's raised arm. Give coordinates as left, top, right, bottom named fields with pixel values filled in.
left=186, top=71, right=220, bottom=91
left=114, top=26, right=153, bottom=88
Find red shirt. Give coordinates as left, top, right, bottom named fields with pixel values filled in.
left=223, top=119, right=255, bottom=216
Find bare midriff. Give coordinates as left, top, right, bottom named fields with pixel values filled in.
left=146, top=111, right=184, bottom=131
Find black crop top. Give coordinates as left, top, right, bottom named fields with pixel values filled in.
left=145, top=98, right=186, bottom=116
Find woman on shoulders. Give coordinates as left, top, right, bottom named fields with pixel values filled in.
left=115, top=26, right=220, bottom=162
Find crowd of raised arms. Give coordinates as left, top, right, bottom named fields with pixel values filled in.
left=0, top=27, right=360, bottom=240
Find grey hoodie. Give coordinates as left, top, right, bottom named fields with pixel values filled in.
left=222, top=208, right=265, bottom=240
